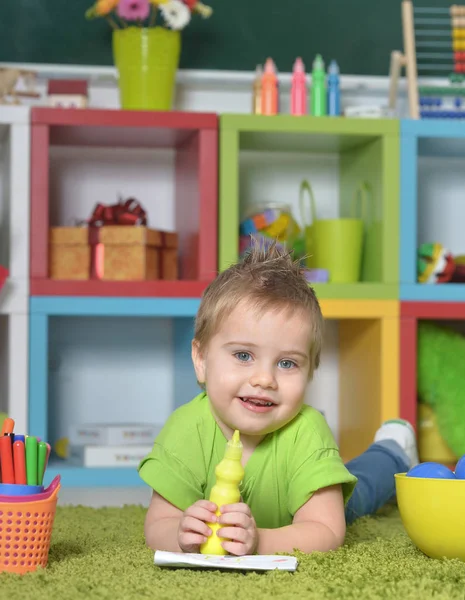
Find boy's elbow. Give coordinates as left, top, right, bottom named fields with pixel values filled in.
left=330, top=521, right=346, bottom=551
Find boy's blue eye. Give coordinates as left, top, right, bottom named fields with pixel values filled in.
left=278, top=359, right=296, bottom=369
left=235, top=352, right=251, bottom=362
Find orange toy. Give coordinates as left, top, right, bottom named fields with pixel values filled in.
left=0, top=478, right=61, bottom=575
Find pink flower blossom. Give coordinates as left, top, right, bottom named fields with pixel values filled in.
left=117, top=0, right=150, bottom=21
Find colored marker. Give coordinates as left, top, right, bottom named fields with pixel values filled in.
left=13, top=440, right=27, bottom=484
left=252, top=64, right=263, bottom=114
left=37, top=441, right=48, bottom=485
left=327, top=59, right=341, bottom=116
left=45, top=442, right=51, bottom=467
left=13, top=434, right=25, bottom=444
left=25, top=436, right=38, bottom=486
left=311, top=54, right=327, bottom=116
left=0, top=434, right=14, bottom=484
left=1, top=417, right=14, bottom=435
left=291, top=57, right=308, bottom=115
left=261, top=58, right=278, bottom=115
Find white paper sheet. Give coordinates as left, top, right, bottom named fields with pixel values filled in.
left=154, top=551, right=298, bottom=572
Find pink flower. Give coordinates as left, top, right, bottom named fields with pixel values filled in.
left=117, top=0, right=150, bottom=20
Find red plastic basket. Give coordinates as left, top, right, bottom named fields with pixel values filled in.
left=0, top=483, right=60, bottom=575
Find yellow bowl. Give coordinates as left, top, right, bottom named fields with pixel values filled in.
left=395, top=472, right=465, bottom=561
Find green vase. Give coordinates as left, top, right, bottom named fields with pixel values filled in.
left=112, top=26, right=181, bottom=111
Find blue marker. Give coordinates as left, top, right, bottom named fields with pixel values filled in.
left=14, top=434, right=25, bottom=443
left=327, top=60, right=340, bottom=116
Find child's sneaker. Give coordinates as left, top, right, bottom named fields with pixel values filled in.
left=374, top=419, right=419, bottom=469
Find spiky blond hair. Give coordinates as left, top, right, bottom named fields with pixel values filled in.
left=194, top=241, right=324, bottom=376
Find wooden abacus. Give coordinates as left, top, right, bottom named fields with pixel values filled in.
left=389, top=1, right=465, bottom=119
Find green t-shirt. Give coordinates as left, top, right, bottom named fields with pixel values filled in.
left=138, top=392, right=357, bottom=529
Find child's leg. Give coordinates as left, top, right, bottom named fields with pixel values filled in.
left=344, top=419, right=419, bottom=525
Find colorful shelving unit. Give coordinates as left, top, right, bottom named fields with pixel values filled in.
left=13, top=107, right=465, bottom=486
left=219, top=115, right=400, bottom=299
left=0, top=106, right=30, bottom=433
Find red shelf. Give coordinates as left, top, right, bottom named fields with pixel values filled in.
left=30, top=279, right=209, bottom=298
left=401, top=301, right=465, bottom=319
left=31, top=108, right=218, bottom=148
left=400, top=301, right=465, bottom=433
left=30, top=108, right=218, bottom=296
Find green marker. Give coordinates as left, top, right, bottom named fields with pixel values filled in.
left=311, top=54, right=327, bottom=116
left=37, top=441, right=48, bottom=485
left=26, top=436, right=38, bottom=486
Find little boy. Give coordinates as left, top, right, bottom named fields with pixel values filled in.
left=139, top=243, right=418, bottom=556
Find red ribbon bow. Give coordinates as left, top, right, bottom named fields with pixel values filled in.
left=87, top=198, right=147, bottom=227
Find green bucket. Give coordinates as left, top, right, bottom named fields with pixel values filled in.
left=112, top=26, right=181, bottom=111
left=300, top=180, right=364, bottom=283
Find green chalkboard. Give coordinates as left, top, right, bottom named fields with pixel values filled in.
left=0, top=0, right=452, bottom=75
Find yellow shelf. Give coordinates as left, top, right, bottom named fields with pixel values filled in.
left=321, top=300, right=400, bottom=461
left=320, top=299, right=399, bottom=320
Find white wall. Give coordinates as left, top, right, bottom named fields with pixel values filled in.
left=418, top=156, right=465, bottom=256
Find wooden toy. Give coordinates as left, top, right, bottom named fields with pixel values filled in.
left=47, top=79, right=88, bottom=108
left=389, top=1, right=465, bottom=119
left=0, top=68, right=40, bottom=104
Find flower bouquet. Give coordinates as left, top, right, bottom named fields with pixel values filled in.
left=85, top=0, right=213, bottom=110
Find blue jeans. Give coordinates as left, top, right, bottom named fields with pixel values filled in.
left=344, top=439, right=410, bottom=525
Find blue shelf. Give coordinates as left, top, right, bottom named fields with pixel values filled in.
left=45, top=461, right=146, bottom=487
left=401, top=284, right=465, bottom=302
left=402, top=119, right=465, bottom=142
left=30, top=296, right=201, bottom=317
left=29, top=299, right=198, bottom=448
left=400, top=119, right=465, bottom=290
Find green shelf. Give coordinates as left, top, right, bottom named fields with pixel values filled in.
left=312, top=283, right=398, bottom=301
left=219, top=114, right=400, bottom=300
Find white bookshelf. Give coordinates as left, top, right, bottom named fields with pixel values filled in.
left=0, top=106, right=30, bottom=432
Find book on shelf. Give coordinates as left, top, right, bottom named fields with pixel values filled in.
left=69, top=423, right=162, bottom=447
left=69, top=444, right=152, bottom=468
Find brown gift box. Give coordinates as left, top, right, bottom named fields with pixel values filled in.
left=49, top=226, right=179, bottom=281
left=90, top=225, right=161, bottom=281
left=160, top=231, right=179, bottom=281
left=49, top=227, right=90, bottom=280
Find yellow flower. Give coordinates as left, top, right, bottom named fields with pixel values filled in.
left=95, top=0, right=119, bottom=15
left=149, top=0, right=170, bottom=4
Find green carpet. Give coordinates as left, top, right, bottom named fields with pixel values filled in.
left=1, top=504, right=465, bottom=600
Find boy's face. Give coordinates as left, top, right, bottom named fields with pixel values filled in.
left=192, top=300, right=313, bottom=440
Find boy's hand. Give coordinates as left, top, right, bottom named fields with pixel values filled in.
left=217, top=502, right=258, bottom=556
left=178, top=500, right=218, bottom=553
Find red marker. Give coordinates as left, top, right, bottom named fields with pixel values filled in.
left=0, top=435, right=14, bottom=483
left=13, top=440, right=27, bottom=484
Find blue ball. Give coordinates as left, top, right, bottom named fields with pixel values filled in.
left=407, top=462, right=456, bottom=479
left=455, top=455, right=465, bottom=479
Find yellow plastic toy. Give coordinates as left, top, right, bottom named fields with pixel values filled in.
left=200, top=430, right=244, bottom=555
